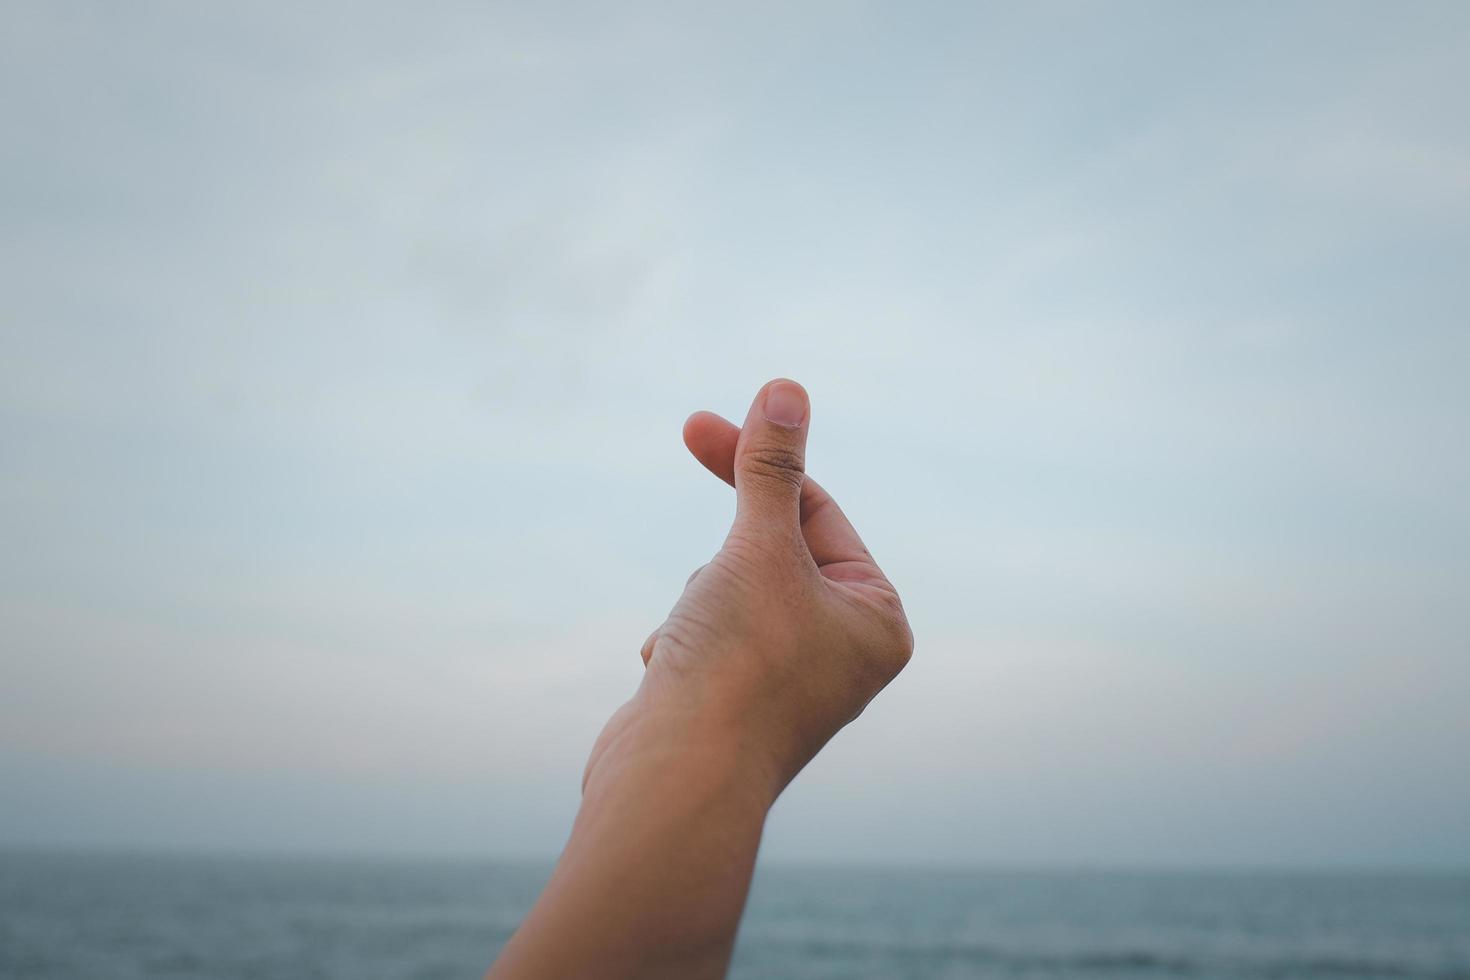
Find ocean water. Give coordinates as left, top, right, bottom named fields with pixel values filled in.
left=1, top=853, right=1467, bottom=979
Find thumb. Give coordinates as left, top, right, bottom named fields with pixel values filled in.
left=732, top=379, right=810, bottom=543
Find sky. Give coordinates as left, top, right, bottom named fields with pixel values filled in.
left=1, top=1, right=1467, bottom=868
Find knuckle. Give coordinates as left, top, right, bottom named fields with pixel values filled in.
left=873, top=586, right=906, bottom=618
left=741, top=445, right=805, bottom=489
left=873, top=608, right=914, bottom=675
left=892, top=620, right=915, bottom=669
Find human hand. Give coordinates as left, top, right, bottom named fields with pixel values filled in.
left=586, top=379, right=914, bottom=806
left=491, top=380, right=913, bottom=980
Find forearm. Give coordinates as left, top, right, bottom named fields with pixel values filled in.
left=487, top=702, right=776, bottom=980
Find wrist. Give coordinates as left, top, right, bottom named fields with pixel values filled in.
left=583, top=676, right=787, bottom=816
left=502, top=672, right=777, bottom=980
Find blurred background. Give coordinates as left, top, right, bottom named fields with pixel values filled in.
left=2, top=2, right=1467, bottom=978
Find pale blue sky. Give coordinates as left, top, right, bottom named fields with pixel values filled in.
left=2, top=1, right=1467, bottom=867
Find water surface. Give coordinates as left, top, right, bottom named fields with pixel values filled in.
left=2, top=853, right=1467, bottom=979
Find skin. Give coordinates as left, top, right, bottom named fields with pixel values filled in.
left=486, top=379, right=913, bottom=980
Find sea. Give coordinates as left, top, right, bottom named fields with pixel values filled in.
left=2, top=852, right=1467, bottom=979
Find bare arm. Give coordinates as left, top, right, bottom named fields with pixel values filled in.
left=488, top=379, right=913, bottom=979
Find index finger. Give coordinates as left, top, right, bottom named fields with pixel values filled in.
left=682, top=411, right=880, bottom=572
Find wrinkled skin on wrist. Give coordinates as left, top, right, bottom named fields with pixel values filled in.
left=585, top=380, right=913, bottom=803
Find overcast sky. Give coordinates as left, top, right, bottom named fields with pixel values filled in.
left=2, top=1, right=1468, bottom=868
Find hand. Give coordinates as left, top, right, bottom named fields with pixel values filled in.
left=490, top=379, right=913, bottom=980
left=587, top=379, right=914, bottom=805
